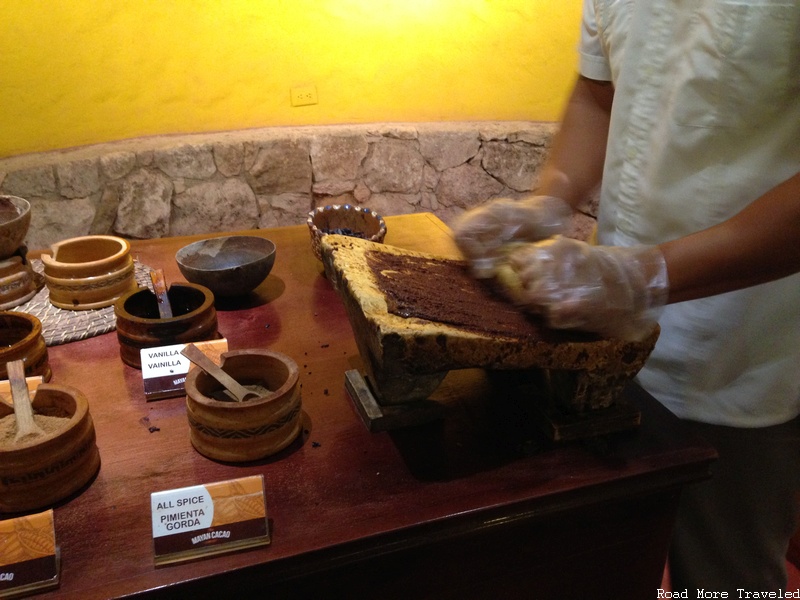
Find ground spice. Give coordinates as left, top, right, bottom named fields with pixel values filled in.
left=0, top=414, right=69, bottom=447
left=208, top=383, right=272, bottom=402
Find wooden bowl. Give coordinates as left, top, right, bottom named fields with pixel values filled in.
left=0, top=312, right=51, bottom=382
left=0, top=195, right=31, bottom=261
left=44, top=260, right=137, bottom=310
left=175, top=235, right=276, bottom=297
left=41, top=235, right=131, bottom=278
left=0, top=256, right=40, bottom=310
left=0, top=382, right=101, bottom=513
left=114, top=282, right=220, bottom=369
left=307, top=204, right=386, bottom=261
left=185, top=349, right=302, bottom=462
left=41, top=235, right=137, bottom=310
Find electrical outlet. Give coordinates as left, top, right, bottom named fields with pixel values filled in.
left=290, top=85, right=318, bottom=107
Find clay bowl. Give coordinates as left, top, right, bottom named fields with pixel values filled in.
left=0, top=312, right=51, bottom=382
left=41, top=235, right=137, bottom=310
left=307, top=204, right=386, bottom=261
left=175, top=235, right=276, bottom=297
left=0, top=195, right=31, bottom=261
left=114, top=282, right=220, bottom=369
left=0, top=382, right=101, bottom=513
left=185, top=349, right=302, bottom=463
left=0, top=255, right=40, bottom=310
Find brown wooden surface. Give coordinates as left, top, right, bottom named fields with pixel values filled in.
left=5, top=213, right=716, bottom=599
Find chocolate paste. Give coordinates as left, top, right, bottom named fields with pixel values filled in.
left=366, top=251, right=596, bottom=343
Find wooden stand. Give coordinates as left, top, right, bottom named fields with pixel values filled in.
left=345, top=367, right=641, bottom=442
left=345, top=369, right=444, bottom=431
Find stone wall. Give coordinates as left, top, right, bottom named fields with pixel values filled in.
left=0, top=121, right=596, bottom=251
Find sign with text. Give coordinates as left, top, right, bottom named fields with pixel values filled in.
left=0, top=510, right=59, bottom=598
left=150, top=475, right=269, bottom=566
left=141, top=339, right=228, bottom=401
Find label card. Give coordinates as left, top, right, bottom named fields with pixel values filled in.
left=151, top=475, right=269, bottom=566
left=0, top=509, right=60, bottom=598
left=141, top=339, right=228, bottom=401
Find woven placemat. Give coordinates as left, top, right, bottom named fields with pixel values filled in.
left=11, top=260, right=154, bottom=347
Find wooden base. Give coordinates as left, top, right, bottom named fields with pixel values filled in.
left=530, top=400, right=641, bottom=443
left=485, top=370, right=642, bottom=448
left=344, top=370, right=444, bottom=432
left=345, top=367, right=641, bottom=444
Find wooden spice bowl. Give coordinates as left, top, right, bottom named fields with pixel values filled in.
left=41, top=235, right=131, bottom=279
left=114, top=282, right=220, bottom=369
left=0, top=256, right=40, bottom=310
left=0, top=382, right=101, bottom=513
left=41, top=235, right=137, bottom=310
left=185, top=349, right=302, bottom=463
left=0, top=195, right=31, bottom=261
left=0, top=311, right=51, bottom=382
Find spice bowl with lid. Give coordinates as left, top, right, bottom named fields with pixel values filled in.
left=41, top=235, right=137, bottom=310
left=0, top=255, right=40, bottom=310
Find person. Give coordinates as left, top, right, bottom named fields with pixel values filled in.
left=453, top=0, right=800, bottom=595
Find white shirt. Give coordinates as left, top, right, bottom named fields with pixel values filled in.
left=580, top=0, right=800, bottom=426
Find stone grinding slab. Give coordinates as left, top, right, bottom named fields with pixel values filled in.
left=320, top=235, right=659, bottom=412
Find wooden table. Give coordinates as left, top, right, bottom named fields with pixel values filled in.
left=8, top=213, right=715, bottom=599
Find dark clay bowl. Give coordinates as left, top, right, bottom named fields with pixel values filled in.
left=175, top=236, right=276, bottom=297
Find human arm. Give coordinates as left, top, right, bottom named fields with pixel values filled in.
left=501, top=78, right=800, bottom=337
left=498, top=77, right=800, bottom=336
left=504, top=171, right=800, bottom=340
left=660, top=171, right=800, bottom=303
left=535, top=75, right=614, bottom=207
left=451, top=76, right=613, bottom=275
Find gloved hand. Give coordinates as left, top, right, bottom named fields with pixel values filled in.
left=497, top=236, right=669, bottom=341
left=452, top=195, right=572, bottom=278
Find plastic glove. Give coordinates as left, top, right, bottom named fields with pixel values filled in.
left=498, top=236, right=669, bottom=341
left=452, top=196, right=572, bottom=278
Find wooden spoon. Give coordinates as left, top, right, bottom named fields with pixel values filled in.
left=180, top=344, right=260, bottom=402
left=149, top=269, right=174, bottom=319
left=7, top=360, right=45, bottom=443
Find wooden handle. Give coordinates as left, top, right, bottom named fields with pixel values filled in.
left=7, top=359, right=44, bottom=441
left=149, top=269, right=174, bottom=319
left=180, top=344, right=257, bottom=402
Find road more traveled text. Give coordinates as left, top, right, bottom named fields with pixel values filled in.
left=657, top=589, right=800, bottom=598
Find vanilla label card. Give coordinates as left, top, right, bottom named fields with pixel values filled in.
left=141, top=339, right=228, bottom=401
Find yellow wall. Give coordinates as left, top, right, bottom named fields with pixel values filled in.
left=0, top=0, right=581, bottom=159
